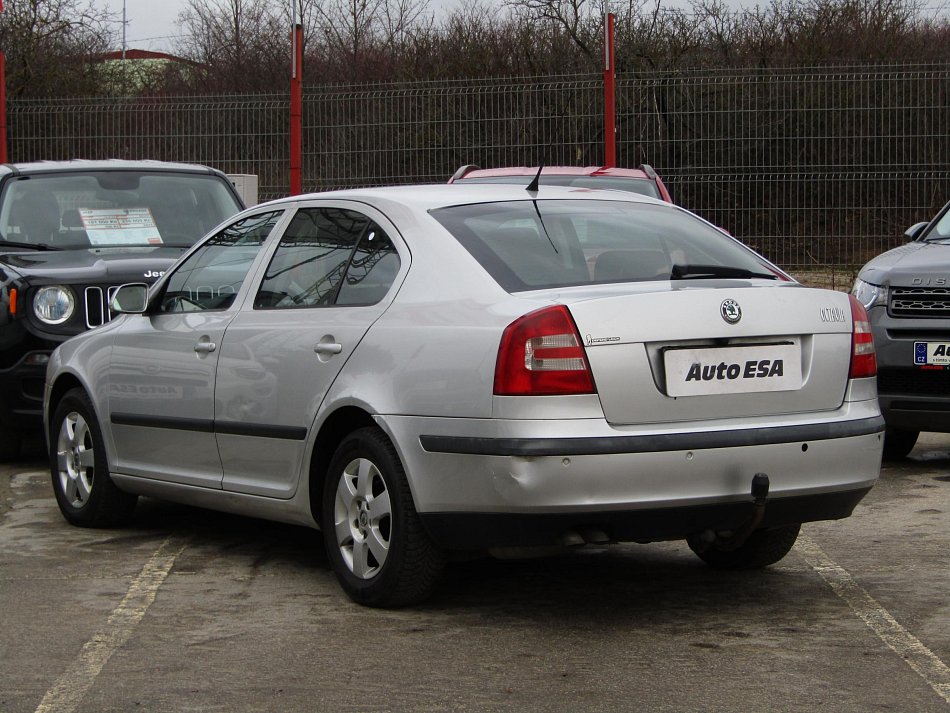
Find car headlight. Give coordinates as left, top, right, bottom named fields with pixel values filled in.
left=851, top=279, right=886, bottom=310
left=33, top=286, right=76, bottom=325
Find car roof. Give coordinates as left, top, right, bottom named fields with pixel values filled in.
left=0, top=159, right=225, bottom=179
left=453, top=166, right=656, bottom=180
left=257, top=183, right=669, bottom=214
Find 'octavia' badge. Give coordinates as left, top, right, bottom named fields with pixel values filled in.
left=720, top=299, right=741, bottom=324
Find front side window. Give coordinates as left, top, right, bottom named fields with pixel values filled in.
left=924, top=206, right=950, bottom=242
left=254, top=207, right=400, bottom=309
left=432, top=199, right=777, bottom=292
left=161, top=211, right=281, bottom=313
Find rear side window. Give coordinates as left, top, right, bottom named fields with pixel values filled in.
left=431, top=200, right=774, bottom=292
left=254, top=207, right=400, bottom=309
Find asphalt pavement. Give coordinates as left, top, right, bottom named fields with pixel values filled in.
left=1, top=434, right=948, bottom=712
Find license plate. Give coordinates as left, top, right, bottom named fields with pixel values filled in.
left=665, top=342, right=802, bottom=397
left=914, top=341, right=950, bottom=366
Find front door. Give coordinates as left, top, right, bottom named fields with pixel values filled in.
left=108, top=210, right=283, bottom=486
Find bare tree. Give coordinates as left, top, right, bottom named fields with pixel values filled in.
left=174, top=0, right=287, bottom=90
left=307, top=0, right=430, bottom=79
left=0, top=0, right=116, bottom=97
left=504, top=0, right=598, bottom=59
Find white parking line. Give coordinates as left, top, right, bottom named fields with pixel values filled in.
left=33, top=536, right=187, bottom=713
left=795, top=533, right=950, bottom=705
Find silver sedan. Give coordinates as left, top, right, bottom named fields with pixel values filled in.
left=44, top=184, right=884, bottom=607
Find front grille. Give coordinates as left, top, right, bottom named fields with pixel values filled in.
left=877, top=367, right=950, bottom=396
left=84, top=286, right=121, bottom=328
left=888, top=287, right=950, bottom=318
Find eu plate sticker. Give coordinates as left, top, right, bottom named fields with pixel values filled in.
left=914, top=341, right=950, bottom=366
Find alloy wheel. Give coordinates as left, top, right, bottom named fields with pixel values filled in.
left=56, top=411, right=96, bottom=508
left=332, top=457, right=393, bottom=579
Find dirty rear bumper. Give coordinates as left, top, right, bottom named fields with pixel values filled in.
left=419, top=485, right=872, bottom=549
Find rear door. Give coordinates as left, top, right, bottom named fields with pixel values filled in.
left=108, top=210, right=283, bottom=486
left=215, top=203, right=404, bottom=497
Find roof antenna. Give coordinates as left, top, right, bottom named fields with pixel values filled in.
left=526, top=163, right=544, bottom=193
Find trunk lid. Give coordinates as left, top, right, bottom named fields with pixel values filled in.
left=563, top=283, right=854, bottom=425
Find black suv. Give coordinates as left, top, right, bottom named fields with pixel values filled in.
left=0, top=160, right=244, bottom=459
left=852, top=206, right=950, bottom=459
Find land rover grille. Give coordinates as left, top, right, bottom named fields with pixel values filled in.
left=888, top=287, right=950, bottom=318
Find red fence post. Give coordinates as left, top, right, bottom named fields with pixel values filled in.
left=603, top=13, right=616, bottom=168
left=289, top=23, right=303, bottom=196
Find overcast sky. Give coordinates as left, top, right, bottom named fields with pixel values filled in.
left=102, top=0, right=470, bottom=52
left=95, top=0, right=950, bottom=53
left=102, top=0, right=184, bottom=51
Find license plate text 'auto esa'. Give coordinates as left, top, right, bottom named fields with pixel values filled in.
left=664, top=342, right=803, bottom=397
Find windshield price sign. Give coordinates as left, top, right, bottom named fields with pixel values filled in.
left=79, top=208, right=163, bottom=246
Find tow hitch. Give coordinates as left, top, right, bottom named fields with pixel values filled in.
left=689, top=473, right=770, bottom=553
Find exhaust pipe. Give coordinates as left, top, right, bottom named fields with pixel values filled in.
left=558, top=527, right=611, bottom=547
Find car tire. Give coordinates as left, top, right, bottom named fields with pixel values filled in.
left=322, top=427, right=444, bottom=607
left=0, top=428, right=21, bottom=462
left=49, top=388, right=137, bottom=527
left=882, top=427, right=919, bottom=461
left=689, top=523, right=801, bottom=569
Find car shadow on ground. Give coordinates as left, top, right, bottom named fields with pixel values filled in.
left=110, top=496, right=816, bottom=623
left=14, top=442, right=844, bottom=620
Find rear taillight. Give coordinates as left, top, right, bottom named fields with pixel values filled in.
left=494, top=305, right=596, bottom=396
left=849, top=294, right=877, bottom=379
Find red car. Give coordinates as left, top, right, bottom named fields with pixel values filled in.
left=449, top=164, right=673, bottom=203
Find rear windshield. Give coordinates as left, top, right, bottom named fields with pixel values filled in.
left=431, top=200, right=778, bottom=292
left=456, top=175, right=661, bottom=199
left=0, top=171, right=242, bottom=249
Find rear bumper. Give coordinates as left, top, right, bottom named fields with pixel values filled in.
left=383, top=397, right=883, bottom=549
left=420, top=486, right=871, bottom=549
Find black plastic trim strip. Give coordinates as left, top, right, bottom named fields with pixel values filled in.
left=112, top=413, right=213, bottom=433
left=420, top=416, right=885, bottom=457
left=215, top=421, right=308, bottom=440
left=111, top=413, right=306, bottom=441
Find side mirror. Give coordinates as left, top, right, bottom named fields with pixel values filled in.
left=110, top=283, right=149, bottom=314
left=904, top=221, right=928, bottom=241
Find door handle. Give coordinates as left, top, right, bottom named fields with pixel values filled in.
left=194, top=341, right=217, bottom=354
left=314, top=342, right=343, bottom=355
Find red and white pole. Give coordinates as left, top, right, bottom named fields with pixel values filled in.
left=603, top=12, right=616, bottom=168
left=289, top=19, right=303, bottom=195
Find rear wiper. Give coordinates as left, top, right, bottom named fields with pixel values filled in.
left=671, top=263, right=777, bottom=280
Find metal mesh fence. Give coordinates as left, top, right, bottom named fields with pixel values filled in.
left=9, top=64, right=950, bottom=273
left=618, top=66, right=950, bottom=272
left=304, top=77, right=604, bottom=188
left=9, top=94, right=288, bottom=197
